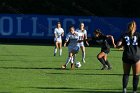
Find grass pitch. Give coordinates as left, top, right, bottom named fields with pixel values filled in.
left=0, top=44, right=138, bottom=93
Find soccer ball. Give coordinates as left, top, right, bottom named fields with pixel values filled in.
left=75, top=61, right=81, bottom=68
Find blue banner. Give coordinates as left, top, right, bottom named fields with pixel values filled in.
left=0, top=14, right=140, bottom=40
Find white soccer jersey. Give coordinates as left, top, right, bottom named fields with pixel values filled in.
left=65, top=32, right=84, bottom=52
left=65, top=32, right=79, bottom=48
left=54, top=28, right=64, bottom=42
left=76, top=29, right=87, bottom=39
left=76, top=29, right=87, bottom=46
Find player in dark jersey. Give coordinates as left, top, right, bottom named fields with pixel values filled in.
left=117, top=21, right=140, bottom=93
left=93, top=29, right=116, bottom=70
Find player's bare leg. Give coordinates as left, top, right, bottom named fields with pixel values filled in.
left=54, top=42, right=58, bottom=56
left=62, top=52, right=74, bottom=69
left=58, top=43, right=62, bottom=56
left=81, top=46, right=86, bottom=63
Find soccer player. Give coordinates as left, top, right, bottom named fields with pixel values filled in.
left=93, top=29, right=116, bottom=70
left=76, top=23, right=89, bottom=63
left=53, top=22, right=64, bottom=56
left=117, top=21, right=140, bottom=93
left=62, top=26, right=84, bottom=69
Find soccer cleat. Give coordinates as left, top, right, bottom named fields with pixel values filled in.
left=71, top=63, right=74, bottom=69
left=61, top=65, right=66, bottom=69
left=54, top=53, right=56, bottom=56
left=108, top=67, right=112, bottom=70
left=101, top=65, right=108, bottom=70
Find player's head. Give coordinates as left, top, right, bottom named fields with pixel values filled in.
left=69, top=25, right=75, bottom=34
left=128, top=21, right=136, bottom=31
left=128, top=21, right=136, bottom=36
left=94, top=29, right=102, bottom=37
left=57, top=22, right=61, bottom=28
left=80, top=22, right=85, bottom=31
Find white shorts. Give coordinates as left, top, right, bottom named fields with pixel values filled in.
left=79, top=42, right=84, bottom=47
left=54, top=38, right=62, bottom=43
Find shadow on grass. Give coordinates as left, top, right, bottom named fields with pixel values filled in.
left=0, top=67, right=62, bottom=70
left=21, top=86, right=80, bottom=89
left=20, top=86, right=124, bottom=93
left=46, top=72, right=123, bottom=76
left=0, top=66, right=123, bottom=76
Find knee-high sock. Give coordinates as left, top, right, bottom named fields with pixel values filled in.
left=82, top=52, right=85, bottom=60
left=65, top=57, right=71, bottom=66
left=71, top=57, right=74, bottom=64
left=105, top=60, right=111, bottom=68
left=123, top=74, right=129, bottom=89
left=133, top=75, right=139, bottom=91
left=54, top=48, right=57, bottom=54
left=73, top=54, right=76, bottom=63
left=98, top=58, right=106, bottom=66
left=59, top=48, right=62, bottom=56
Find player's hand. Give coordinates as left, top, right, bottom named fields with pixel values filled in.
left=86, top=42, right=89, bottom=46
left=113, top=44, right=116, bottom=48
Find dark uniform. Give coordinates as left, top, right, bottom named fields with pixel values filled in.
left=94, top=35, right=110, bottom=54
left=121, top=32, right=140, bottom=64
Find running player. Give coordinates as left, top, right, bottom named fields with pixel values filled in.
left=62, top=26, right=84, bottom=69
left=54, top=22, right=64, bottom=56
left=93, top=29, right=116, bottom=70
left=76, top=23, right=89, bottom=63
left=117, top=21, right=140, bottom=93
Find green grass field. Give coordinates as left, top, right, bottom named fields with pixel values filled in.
left=0, top=44, right=139, bottom=93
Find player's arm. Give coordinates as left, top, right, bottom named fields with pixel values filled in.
left=116, top=39, right=123, bottom=48
left=106, top=35, right=116, bottom=48
left=64, top=34, right=69, bottom=47
left=84, top=33, right=89, bottom=46
left=54, top=29, right=57, bottom=38
left=61, top=29, right=64, bottom=37
left=64, top=40, right=68, bottom=47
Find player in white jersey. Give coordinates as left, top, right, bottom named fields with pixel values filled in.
left=76, top=23, right=89, bottom=63
left=54, top=22, right=64, bottom=56
left=62, top=26, right=84, bottom=69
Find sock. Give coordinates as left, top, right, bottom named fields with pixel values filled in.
left=82, top=52, right=85, bottom=61
left=54, top=48, right=57, bottom=54
left=105, top=60, right=111, bottom=68
left=59, top=48, right=62, bottom=56
left=123, top=74, right=129, bottom=90
left=98, top=58, right=106, bottom=66
left=73, top=54, right=76, bottom=63
left=65, top=57, right=71, bottom=66
left=133, top=75, right=139, bottom=92
left=71, top=57, right=74, bottom=64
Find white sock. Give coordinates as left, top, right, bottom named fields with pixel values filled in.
left=54, top=48, right=57, bottom=54
left=71, top=57, right=74, bottom=64
left=66, top=57, right=71, bottom=66
left=82, top=52, right=85, bottom=61
left=59, top=48, right=62, bottom=56
left=73, top=54, right=76, bottom=62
